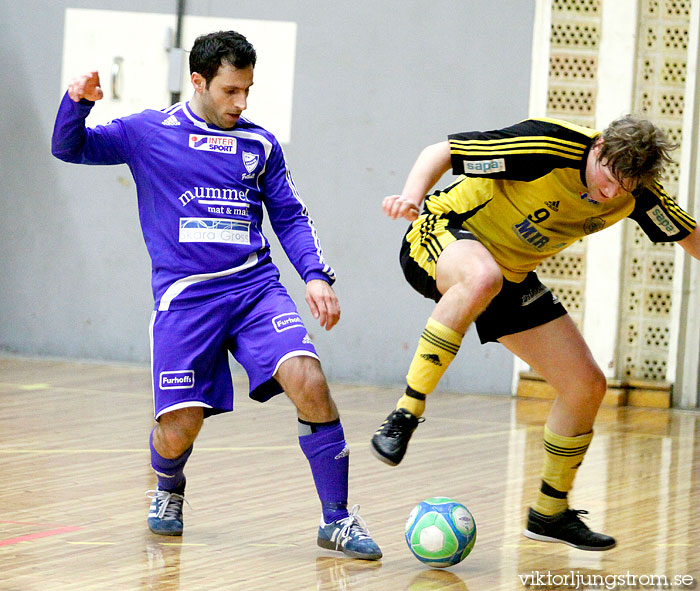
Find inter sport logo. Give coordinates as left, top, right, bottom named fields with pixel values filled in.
left=188, top=134, right=237, bottom=153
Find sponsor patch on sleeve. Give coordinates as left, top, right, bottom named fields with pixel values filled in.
left=646, top=205, right=679, bottom=237
left=463, top=158, right=506, bottom=175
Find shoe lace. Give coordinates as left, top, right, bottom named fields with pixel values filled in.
left=384, top=413, right=424, bottom=437
left=335, top=505, right=372, bottom=546
left=145, top=489, right=191, bottom=519
left=565, top=509, right=592, bottom=530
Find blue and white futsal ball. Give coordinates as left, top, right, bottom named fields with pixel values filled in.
left=405, top=497, right=476, bottom=568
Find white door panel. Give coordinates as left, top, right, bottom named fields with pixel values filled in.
left=180, top=16, right=297, bottom=144
left=61, top=9, right=297, bottom=143
left=61, top=8, right=175, bottom=126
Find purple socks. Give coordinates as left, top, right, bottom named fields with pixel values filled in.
left=298, top=419, right=349, bottom=524
left=149, top=429, right=192, bottom=493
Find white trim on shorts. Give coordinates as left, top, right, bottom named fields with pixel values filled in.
left=149, top=311, right=156, bottom=417
left=273, top=350, right=320, bottom=376
left=155, top=401, right=213, bottom=420
left=150, top=310, right=215, bottom=419
left=158, top=252, right=258, bottom=311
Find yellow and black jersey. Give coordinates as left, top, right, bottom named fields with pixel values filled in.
left=417, top=117, right=695, bottom=282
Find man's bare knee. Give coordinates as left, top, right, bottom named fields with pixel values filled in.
left=154, top=407, right=203, bottom=458
left=277, top=356, right=326, bottom=391
left=457, top=266, right=502, bottom=303
left=436, top=242, right=502, bottom=306
left=276, top=356, right=337, bottom=422
left=586, top=366, right=607, bottom=402
left=297, top=362, right=330, bottom=397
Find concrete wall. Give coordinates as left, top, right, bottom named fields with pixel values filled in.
left=0, top=0, right=534, bottom=394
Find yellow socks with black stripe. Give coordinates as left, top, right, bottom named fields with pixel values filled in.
left=533, top=425, right=593, bottom=516
left=397, top=317, right=463, bottom=418
left=396, top=387, right=427, bottom=418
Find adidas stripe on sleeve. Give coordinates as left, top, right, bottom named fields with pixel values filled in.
left=448, top=118, right=598, bottom=182
left=629, top=181, right=696, bottom=242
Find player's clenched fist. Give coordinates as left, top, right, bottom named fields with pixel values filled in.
left=67, top=71, right=104, bottom=103
left=382, top=194, right=421, bottom=221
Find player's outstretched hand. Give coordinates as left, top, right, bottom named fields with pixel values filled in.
left=305, top=279, right=340, bottom=331
left=67, top=71, right=104, bottom=103
left=382, top=194, right=421, bottom=221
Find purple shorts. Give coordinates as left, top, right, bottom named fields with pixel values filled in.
left=149, top=280, right=318, bottom=419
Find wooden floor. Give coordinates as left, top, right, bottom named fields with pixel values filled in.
left=1, top=356, right=699, bottom=590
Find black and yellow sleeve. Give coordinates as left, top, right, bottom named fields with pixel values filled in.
left=448, top=118, right=597, bottom=182
left=629, top=182, right=696, bottom=242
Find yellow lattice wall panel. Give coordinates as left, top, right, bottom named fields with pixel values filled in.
left=619, top=0, right=689, bottom=382
left=540, top=0, right=601, bottom=327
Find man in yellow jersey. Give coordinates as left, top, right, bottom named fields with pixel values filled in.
left=371, top=115, right=700, bottom=551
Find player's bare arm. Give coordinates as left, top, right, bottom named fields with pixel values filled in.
left=67, top=71, right=104, bottom=103
left=382, top=141, right=452, bottom=221
left=305, top=279, right=340, bottom=331
left=678, top=225, right=700, bottom=260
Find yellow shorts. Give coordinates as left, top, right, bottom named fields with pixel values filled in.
left=400, top=213, right=478, bottom=301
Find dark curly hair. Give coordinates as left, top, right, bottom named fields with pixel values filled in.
left=597, top=115, right=678, bottom=189
left=189, top=30, right=257, bottom=87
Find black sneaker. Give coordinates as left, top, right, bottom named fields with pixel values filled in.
left=370, top=409, right=423, bottom=466
left=524, top=508, right=616, bottom=551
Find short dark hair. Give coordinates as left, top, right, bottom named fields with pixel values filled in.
left=189, top=30, right=257, bottom=86
left=598, top=115, right=678, bottom=188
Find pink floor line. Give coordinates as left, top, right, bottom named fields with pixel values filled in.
left=0, top=525, right=82, bottom=546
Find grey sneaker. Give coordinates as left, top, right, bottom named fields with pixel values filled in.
left=317, top=505, right=382, bottom=560
left=146, top=488, right=189, bottom=536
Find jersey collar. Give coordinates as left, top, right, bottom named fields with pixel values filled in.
left=183, top=101, right=241, bottom=132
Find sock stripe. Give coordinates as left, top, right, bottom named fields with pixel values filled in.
left=544, top=442, right=590, bottom=456
left=298, top=418, right=341, bottom=427
left=540, top=480, right=568, bottom=499
left=298, top=418, right=341, bottom=434
left=405, top=386, right=427, bottom=400
left=535, top=428, right=592, bottom=516
left=421, top=329, right=460, bottom=355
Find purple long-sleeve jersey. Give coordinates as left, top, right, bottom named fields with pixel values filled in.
left=52, top=93, right=335, bottom=311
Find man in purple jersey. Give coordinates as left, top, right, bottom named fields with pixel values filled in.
left=52, top=30, right=381, bottom=560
